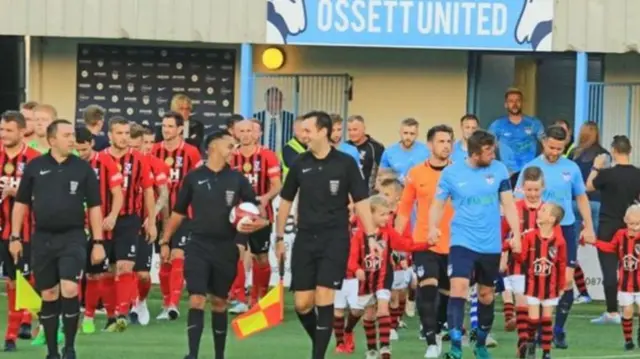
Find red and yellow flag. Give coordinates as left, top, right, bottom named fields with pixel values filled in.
left=231, top=280, right=284, bottom=339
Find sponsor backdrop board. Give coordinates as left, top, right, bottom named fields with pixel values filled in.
left=75, top=44, right=236, bottom=134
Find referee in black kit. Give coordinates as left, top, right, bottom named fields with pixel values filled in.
left=159, top=131, right=269, bottom=359
left=9, top=120, right=105, bottom=359
left=275, top=111, right=381, bottom=359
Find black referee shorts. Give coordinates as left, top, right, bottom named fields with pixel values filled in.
left=412, top=250, right=450, bottom=290
left=184, top=236, right=239, bottom=298
left=1, top=240, right=32, bottom=280
left=170, top=220, right=191, bottom=250
left=31, top=229, right=86, bottom=291
left=290, top=228, right=350, bottom=292
left=86, top=239, right=111, bottom=275
left=112, top=215, right=141, bottom=262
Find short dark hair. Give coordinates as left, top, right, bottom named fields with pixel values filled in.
left=204, top=130, right=231, bottom=148
left=544, top=125, right=568, bottom=142
left=83, top=105, right=105, bottom=126
left=162, top=111, right=184, bottom=127
left=141, top=124, right=155, bottom=136
left=46, top=119, right=73, bottom=139
left=460, top=114, right=479, bottom=124
left=426, top=124, right=454, bottom=142
left=1, top=111, right=26, bottom=129
left=522, top=166, right=544, bottom=183
left=611, top=135, right=632, bottom=155
left=467, top=130, right=496, bottom=156
left=75, top=126, right=93, bottom=144
left=505, top=87, right=523, bottom=99
left=108, top=116, right=129, bottom=132
left=554, top=119, right=571, bottom=131
left=303, top=111, right=332, bottom=140
left=227, top=114, right=243, bottom=128
left=130, top=123, right=145, bottom=139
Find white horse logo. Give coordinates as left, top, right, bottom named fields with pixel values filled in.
left=515, top=0, right=554, bottom=51
left=266, top=0, right=307, bottom=44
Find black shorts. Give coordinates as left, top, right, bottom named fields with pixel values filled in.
left=1, top=240, right=32, bottom=280
left=290, top=229, right=350, bottom=291
left=249, top=226, right=271, bottom=255
left=31, top=229, right=86, bottom=291
left=448, top=245, right=500, bottom=287
left=134, top=234, right=153, bottom=272
left=413, top=250, right=450, bottom=290
left=112, top=215, right=141, bottom=262
left=170, top=220, right=191, bottom=249
left=184, top=236, right=239, bottom=298
left=85, top=240, right=112, bottom=275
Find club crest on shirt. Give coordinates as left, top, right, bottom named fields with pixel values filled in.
left=17, top=162, right=25, bottom=175
left=562, top=171, right=571, bottom=182
left=329, top=180, right=340, bottom=195
left=524, top=127, right=533, bottom=135
left=225, top=190, right=235, bottom=206
left=254, top=160, right=261, bottom=170
left=69, top=181, right=78, bottom=195
left=124, top=163, right=132, bottom=175
left=176, top=156, right=184, bottom=168
left=548, top=246, right=557, bottom=259
left=359, top=150, right=366, bottom=160
left=634, top=243, right=640, bottom=255
left=485, top=174, right=494, bottom=185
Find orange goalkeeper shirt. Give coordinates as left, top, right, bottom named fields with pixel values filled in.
left=397, top=161, right=453, bottom=255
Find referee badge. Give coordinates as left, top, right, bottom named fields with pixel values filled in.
left=165, top=157, right=174, bottom=166
left=243, top=162, right=252, bottom=173
left=225, top=190, right=235, bottom=206
left=3, top=162, right=14, bottom=175
left=70, top=181, right=78, bottom=195
left=329, top=180, right=340, bottom=195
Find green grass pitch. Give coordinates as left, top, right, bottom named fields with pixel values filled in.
left=0, top=289, right=637, bottom=359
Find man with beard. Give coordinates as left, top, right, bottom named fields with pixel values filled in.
left=451, top=114, right=479, bottom=163
left=20, top=102, right=38, bottom=145
left=515, top=125, right=596, bottom=349
left=396, top=125, right=455, bottom=358
left=429, top=130, right=521, bottom=359
left=346, top=115, right=384, bottom=194
left=280, top=115, right=308, bottom=182
left=380, top=118, right=430, bottom=184
left=0, top=111, right=41, bottom=352
left=488, top=88, right=544, bottom=188
left=330, top=114, right=360, bottom=166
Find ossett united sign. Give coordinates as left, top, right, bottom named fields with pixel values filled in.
left=266, top=0, right=554, bottom=51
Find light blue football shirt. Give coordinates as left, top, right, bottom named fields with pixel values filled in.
left=488, top=116, right=544, bottom=173
left=338, top=142, right=362, bottom=168
left=380, top=141, right=430, bottom=183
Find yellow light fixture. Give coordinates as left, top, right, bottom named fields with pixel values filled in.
left=262, top=47, right=285, bottom=70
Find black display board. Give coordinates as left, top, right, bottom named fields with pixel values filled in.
left=75, top=44, right=236, bottom=134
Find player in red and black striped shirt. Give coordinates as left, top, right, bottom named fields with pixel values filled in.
left=347, top=195, right=427, bottom=359
left=500, top=166, right=544, bottom=342
left=151, top=111, right=201, bottom=320
left=584, top=205, right=640, bottom=350
left=128, top=124, right=170, bottom=325
left=74, top=127, right=124, bottom=332
left=510, top=202, right=567, bottom=359
left=0, top=111, right=40, bottom=350
left=103, top=117, right=155, bottom=331
left=229, top=120, right=281, bottom=307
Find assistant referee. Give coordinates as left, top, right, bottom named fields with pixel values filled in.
left=10, top=120, right=105, bottom=359
left=275, top=111, right=381, bottom=359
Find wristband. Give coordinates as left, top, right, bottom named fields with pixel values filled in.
left=275, top=235, right=284, bottom=243
left=160, top=242, right=170, bottom=247
left=92, top=240, right=104, bottom=245
left=366, top=234, right=376, bottom=242
left=591, top=167, right=600, bottom=172
left=9, top=235, right=21, bottom=243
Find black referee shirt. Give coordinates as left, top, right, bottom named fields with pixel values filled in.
left=174, top=164, right=258, bottom=239
left=15, top=153, right=101, bottom=232
left=280, top=147, right=368, bottom=231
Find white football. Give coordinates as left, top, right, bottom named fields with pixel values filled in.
left=229, top=202, right=261, bottom=230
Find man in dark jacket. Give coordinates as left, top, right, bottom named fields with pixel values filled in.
left=155, top=94, right=204, bottom=150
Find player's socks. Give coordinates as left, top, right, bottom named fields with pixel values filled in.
left=623, top=317, right=633, bottom=342
left=21, top=309, right=33, bottom=325
left=437, top=292, right=449, bottom=331
left=187, top=308, right=204, bottom=357
left=115, top=272, right=135, bottom=316
left=60, top=296, right=80, bottom=349
left=398, top=296, right=407, bottom=319
left=377, top=315, right=392, bottom=349
left=84, top=277, right=100, bottom=318
left=169, top=258, right=185, bottom=307
left=528, top=317, right=539, bottom=344
left=5, top=284, right=21, bottom=342
left=574, top=265, right=589, bottom=296
left=333, top=315, right=345, bottom=345
left=296, top=309, right=317, bottom=341
left=212, top=310, right=228, bottom=359
left=40, top=300, right=61, bottom=356
left=313, top=304, right=334, bottom=359
left=138, top=277, right=151, bottom=302
left=540, top=316, right=553, bottom=354
left=100, top=275, right=116, bottom=318
left=554, top=290, right=574, bottom=333
left=516, top=306, right=529, bottom=347
left=447, top=297, right=466, bottom=349
left=417, top=285, right=438, bottom=345
left=503, top=302, right=515, bottom=324
left=251, top=260, right=271, bottom=303
left=475, top=300, right=495, bottom=347
left=344, top=312, right=361, bottom=333
left=408, top=287, right=416, bottom=301
left=159, top=262, right=172, bottom=307
left=363, top=319, right=377, bottom=351
left=390, top=304, right=401, bottom=329
left=230, top=260, right=246, bottom=302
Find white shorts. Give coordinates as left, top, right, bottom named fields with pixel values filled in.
left=358, top=289, right=392, bottom=307
left=392, top=270, right=411, bottom=290
left=526, top=296, right=559, bottom=307
left=618, top=292, right=640, bottom=306
left=503, top=275, right=525, bottom=294
left=334, top=278, right=361, bottom=310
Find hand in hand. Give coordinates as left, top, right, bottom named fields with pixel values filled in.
left=427, top=227, right=441, bottom=245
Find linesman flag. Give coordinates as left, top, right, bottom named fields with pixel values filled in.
left=15, top=270, right=42, bottom=315
left=232, top=260, right=285, bottom=339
